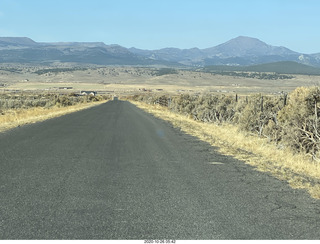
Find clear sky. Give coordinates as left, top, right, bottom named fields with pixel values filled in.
left=0, top=0, right=319, bottom=53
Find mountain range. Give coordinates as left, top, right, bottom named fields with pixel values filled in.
left=0, top=36, right=320, bottom=68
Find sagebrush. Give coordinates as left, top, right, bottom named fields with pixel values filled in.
left=0, top=93, right=110, bottom=112
left=131, top=87, right=320, bottom=160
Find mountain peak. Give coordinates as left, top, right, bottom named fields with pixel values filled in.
left=227, top=36, right=268, bottom=47
left=203, top=36, right=297, bottom=58
left=231, top=35, right=265, bottom=42
left=212, top=36, right=269, bottom=55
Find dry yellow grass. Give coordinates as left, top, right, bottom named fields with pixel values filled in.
left=131, top=101, right=320, bottom=199
left=0, top=100, right=107, bottom=133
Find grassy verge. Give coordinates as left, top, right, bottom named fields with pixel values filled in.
left=0, top=100, right=107, bottom=133
left=130, top=100, right=320, bottom=199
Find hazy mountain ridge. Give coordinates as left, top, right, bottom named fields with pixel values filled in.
left=0, top=37, right=39, bottom=49
left=0, top=36, right=319, bottom=67
left=131, top=36, right=313, bottom=66
left=0, top=38, right=152, bottom=65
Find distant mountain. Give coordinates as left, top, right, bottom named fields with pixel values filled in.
left=0, top=37, right=159, bottom=65
left=0, top=36, right=320, bottom=68
left=203, top=36, right=297, bottom=57
left=202, top=36, right=304, bottom=66
left=0, top=37, right=38, bottom=48
left=129, top=47, right=204, bottom=65
left=131, top=36, right=316, bottom=66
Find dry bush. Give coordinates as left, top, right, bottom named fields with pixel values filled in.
left=278, top=87, right=320, bottom=159
left=189, top=95, right=236, bottom=123
left=170, top=94, right=197, bottom=116
left=235, top=94, right=285, bottom=137
left=0, top=93, right=110, bottom=111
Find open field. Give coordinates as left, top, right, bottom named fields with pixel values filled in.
left=2, top=65, right=320, bottom=95
left=2, top=64, right=320, bottom=199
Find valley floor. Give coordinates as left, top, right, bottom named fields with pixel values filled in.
left=2, top=65, right=320, bottom=96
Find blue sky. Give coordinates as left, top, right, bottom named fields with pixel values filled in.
left=0, top=0, right=319, bottom=53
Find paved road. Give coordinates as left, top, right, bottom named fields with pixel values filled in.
left=0, top=101, right=320, bottom=239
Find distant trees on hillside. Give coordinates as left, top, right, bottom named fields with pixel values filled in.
left=208, top=71, right=294, bottom=80
left=34, top=67, right=88, bottom=75
left=152, top=68, right=178, bottom=76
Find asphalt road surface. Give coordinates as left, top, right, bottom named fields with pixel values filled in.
left=1, top=100, right=320, bottom=240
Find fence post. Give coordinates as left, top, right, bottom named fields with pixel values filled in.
left=283, top=93, right=287, bottom=107
left=235, top=94, right=238, bottom=102
left=261, top=95, right=264, bottom=112
left=315, top=101, right=318, bottom=129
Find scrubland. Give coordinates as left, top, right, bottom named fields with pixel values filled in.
left=129, top=87, right=320, bottom=199
left=0, top=93, right=110, bottom=132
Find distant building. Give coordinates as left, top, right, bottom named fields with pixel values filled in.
left=80, top=91, right=97, bottom=96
